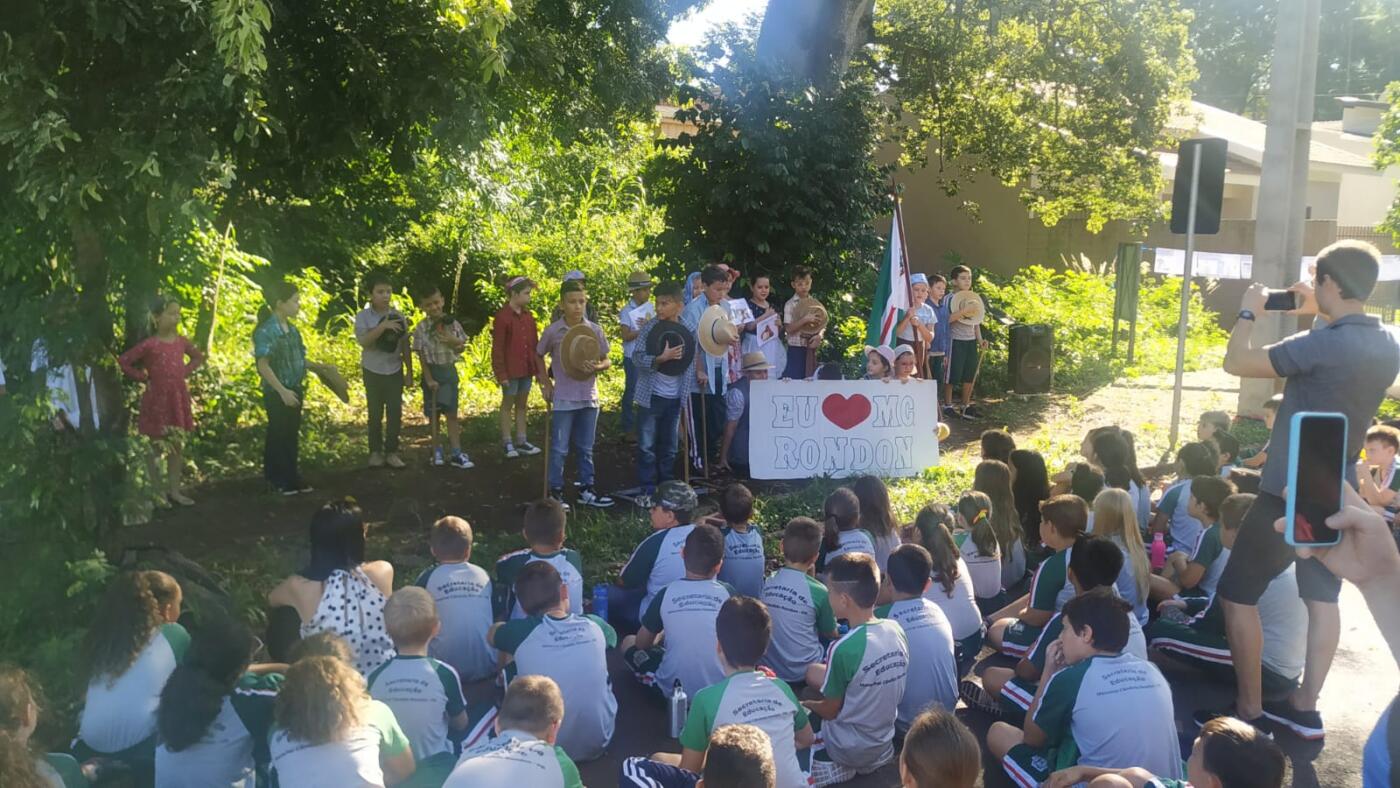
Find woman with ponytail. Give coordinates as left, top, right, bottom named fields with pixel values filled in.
left=906, top=505, right=984, bottom=676
left=0, top=666, right=85, bottom=787
left=816, top=487, right=873, bottom=577
left=973, top=461, right=1026, bottom=590
left=77, top=571, right=185, bottom=767
left=156, top=616, right=284, bottom=787
left=268, top=657, right=415, bottom=787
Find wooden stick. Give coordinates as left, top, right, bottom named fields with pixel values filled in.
left=681, top=399, right=691, bottom=485
left=542, top=403, right=551, bottom=498
left=699, top=387, right=710, bottom=479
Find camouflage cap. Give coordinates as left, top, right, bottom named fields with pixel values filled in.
left=654, top=480, right=698, bottom=513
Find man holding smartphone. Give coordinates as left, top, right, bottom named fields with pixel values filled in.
left=1210, top=240, right=1400, bottom=739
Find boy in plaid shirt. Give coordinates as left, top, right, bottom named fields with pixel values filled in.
left=413, top=285, right=472, bottom=469
left=630, top=281, right=688, bottom=502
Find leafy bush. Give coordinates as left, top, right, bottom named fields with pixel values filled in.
left=977, top=265, right=1226, bottom=393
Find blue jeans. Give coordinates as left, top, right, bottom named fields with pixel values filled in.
left=637, top=396, right=682, bottom=491
left=621, top=357, right=638, bottom=432
left=548, top=407, right=598, bottom=491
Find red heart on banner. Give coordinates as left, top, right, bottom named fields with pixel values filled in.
left=821, top=394, right=872, bottom=431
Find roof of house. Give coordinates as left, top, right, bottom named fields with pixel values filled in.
left=1168, top=101, right=1374, bottom=171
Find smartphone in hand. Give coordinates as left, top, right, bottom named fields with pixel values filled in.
left=1264, top=289, right=1299, bottom=311
left=1285, top=411, right=1347, bottom=547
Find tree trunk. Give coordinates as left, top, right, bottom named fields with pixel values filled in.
left=195, top=222, right=234, bottom=355
left=756, top=0, right=876, bottom=88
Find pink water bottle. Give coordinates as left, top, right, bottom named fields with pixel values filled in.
left=1150, top=533, right=1167, bottom=571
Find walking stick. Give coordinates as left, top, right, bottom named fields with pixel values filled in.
left=542, top=400, right=551, bottom=498
left=681, top=399, right=691, bottom=486
left=699, top=385, right=710, bottom=480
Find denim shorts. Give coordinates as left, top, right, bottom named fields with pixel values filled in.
left=501, top=376, right=533, bottom=396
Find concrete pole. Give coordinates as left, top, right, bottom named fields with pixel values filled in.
left=1239, top=0, right=1321, bottom=417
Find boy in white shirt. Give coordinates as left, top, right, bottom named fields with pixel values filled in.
left=618, top=271, right=654, bottom=435
left=618, top=480, right=699, bottom=616
left=621, top=524, right=735, bottom=698
left=874, top=545, right=958, bottom=733
left=715, top=483, right=765, bottom=597
left=413, top=517, right=495, bottom=681
left=443, top=676, right=583, bottom=788
left=494, top=498, right=584, bottom=621
left=761, top=517, right=840, bottom=683
left=490, top=561, right=617, bottom=762
left=621, top=596, right=814, bottom=788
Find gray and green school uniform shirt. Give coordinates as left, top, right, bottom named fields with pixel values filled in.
left=640, top=578, right=736, bottom=695
left=79, top=622, right=189, bottom=754
left=817, top=618, right=909, bottom=769
left=1371, top=458, right=1400, bottom=523
left=155, top=672, right=280, bottom=788
left=876, top=599, right=957, bottom=732
left=1002, top=546, right=1075, bottom=657
left=414, top=561, right=495, bottom=682
left=680, top=670, right=811, bottom=788
left=366, top=655, right=466, bottom=762
left=494, top=613, right=618, bottom=762
left=761, top=567, right=838, bottom=682
left=269, top=699, right=410, bottom=788
left=816, top=528, right=876, bottom=575
left=1157, top=479, right=1206, bottom=552
left=1002, top=653, right=1182, bottom=787
left=619, top=523, right=696, bottom=613
left=1185, top=524, right=1227, bottom=597
left=494, top=547, right=584, bottom=620
left=443, top=729, right=583, bottom=788
left=717, top=524, right=765, bottom=598
left=999, top=601, right=1148, bottom=715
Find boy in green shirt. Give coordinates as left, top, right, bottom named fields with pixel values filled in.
left=760, top=517, right=839, bottom=683
left=1149, top=476, right=1235, bottom=604
left=988, top=495, right=1088, bottom=658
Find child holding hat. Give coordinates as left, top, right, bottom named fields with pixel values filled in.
left=537, top=279, right=614, bottom=510
left=618, top=270, right=655, bottom=434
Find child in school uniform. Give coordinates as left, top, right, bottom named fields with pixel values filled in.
left=367, top=588, right=480, bottom=784
left=631, top=281, right=689, bottom=499
left=618, top=480, right=700, bottom=615
left=495, top=498, right=585, bottom=621
left=761, top=518, right=840, bottom=684
left=783, top=266, right=824, bottom=380
left=537, top=279, right=615, bottom=510
left=953, top=492, right=1004, bottom=608
left=1091, top=488, right=1151, bottom=626
left=492, top=276, right=543, bottom=459
left=1196, top=410, right=1232, bottom=444
left=1150, top=441, right=1220, bottom=552
left=621, top=597, right=814, bottom=788
left=0, top=666, right=87, bottom=788
left=443, top=676, right=583, bottom=788
left=1149, top=475, right=1235, bottom=603
left=155, top=616, right=281, bottom=788
left=412, top=284, right=473, bottom=469
left=802, top=553, right=910, bottom=787
left=715, top=483, right=765, bottom=598
left=987, top=589, right=1183, bottom=787
left=1241, top=394, right=1282, bottom=470
left=898, top=708, right=982, bottom=788
left=413, top=517, right=495, bottom=683
left=491, top=561, right=618, bottom=762
left=905, top=505, right=985, bottom=677
left=817, top=487, right=875, bottom=576
left=618, top=271, right=655, bottom=434
left=621, top=525, right=736, bottom=698
left=76, top=571, right=187, bottom=768
left=1050, top=715, right=1284, bottom=788
left=875, top=545, right=959, bottom=734
left=987, top=495, right=1087, bottom=658
left=1358, top=424, right=1400, bottom=524
left=353, top=270, right=412, bottom=469
left=268, top=656, right=416, bottom=787
left=851, top=475, right=904, bottom=573
left=1212, top=430, right=1241, bottom=477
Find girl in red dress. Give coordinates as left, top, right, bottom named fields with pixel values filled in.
left=119, top=296, right=205, bottom=506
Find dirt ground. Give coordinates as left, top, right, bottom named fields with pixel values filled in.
left=120, top=369, right=1389, bottom=787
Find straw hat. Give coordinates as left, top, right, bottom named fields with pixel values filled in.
left=645, top=319, right=695, bottom=376
left=738, top=352, right=774, bottom=373
left=560, top=323, right=604, bottom=381
left=949, top=291, right=986, bottom=325
left=792, top=297, right=829, bottom=335
left=698, top=304, right=739, bottom=357
left=627, top=271, right=653, bottom=290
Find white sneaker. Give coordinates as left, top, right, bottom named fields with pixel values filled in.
left=449, top=451, right=475, bottom=470
left=431, top=447, right=445, bottom=467
left=578, top=487, right=615, bottom=508
left=368, top=452, right=385, bottom=468
left=516, top=440, right=542, bottom=456
left=504, top=443, right=520, bottom=459
left=385, top=453, right=406, bottom=469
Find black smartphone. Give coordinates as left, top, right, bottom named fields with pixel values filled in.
left=1264, top=289, right=1299, bottom=311
left=1285, top=412, right=1347, bottom=547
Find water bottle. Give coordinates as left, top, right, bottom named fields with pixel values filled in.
left=592, top=584, right=609, bottom=622
left=1150, top=533, right=1167, bottom=572
left=837, top=621, right=850, bottom=636
left=668, top=681, right=689, bottom=738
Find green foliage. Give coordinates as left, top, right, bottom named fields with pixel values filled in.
left=1378, top=81, right=1400, bottom=244
left=977, top=265, right=1227, bottom=393
left=876, top=0, right=1195, bottom=231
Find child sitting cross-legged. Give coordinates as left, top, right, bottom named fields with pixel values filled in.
left=443, top=675, right=583, bottom=788
left=491, top=561, right=618, bottom=762
left=904, top=505, right=985, bottom=677
left=802, top=553, right=910, bottom=787
left=700, top=724, right=779, bottom=788
left=367, top=587, right=492, bottom=784
left=413, top=516, right=495, bottom=682
left=987, top=589, right=1184, bottom=787
left=987, top=495, right=1088, bottom=658
left=1149, top=475, right=1235, bottom=604
left=875, top=544, right=959, bottom=734
left=622, top=524, right=736, bottom=697
left=760, top=517, right=840, bottom=684
left=1051, top=715, right=1285, bottom=788
left=0, top=666, right=88, bottom=788
left=952, top=492, right=1004, bottom=609
left=1150, top=442, right=1220, bottom=553
left=618, top=480, right=700, bottom=618
left=964, top=535, right=1147, bottom=720
left=816, top=487, right=874, bottom=577
left=898, top=707, right=982, bottom=788
left=620, top=596, right=814, bottom=788
left=494, top=498, right=584, bottom=621
left=714, top=483, right=765, bottom=598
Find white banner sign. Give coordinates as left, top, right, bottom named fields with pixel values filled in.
left=748, top=379, right=939, bottom=479
left=1152, top=248, right=1253, bottom=279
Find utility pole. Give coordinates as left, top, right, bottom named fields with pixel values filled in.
left=1239, top=0, right=1322, bottom=417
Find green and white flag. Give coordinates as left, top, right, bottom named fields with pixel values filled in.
left=866, top=204, right=911, bottom=346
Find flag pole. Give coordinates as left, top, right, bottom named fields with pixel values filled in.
left=893, top=192, right=928, bottom=378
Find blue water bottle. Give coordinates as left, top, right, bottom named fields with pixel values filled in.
left=592, top=584, right=609, bottom=622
